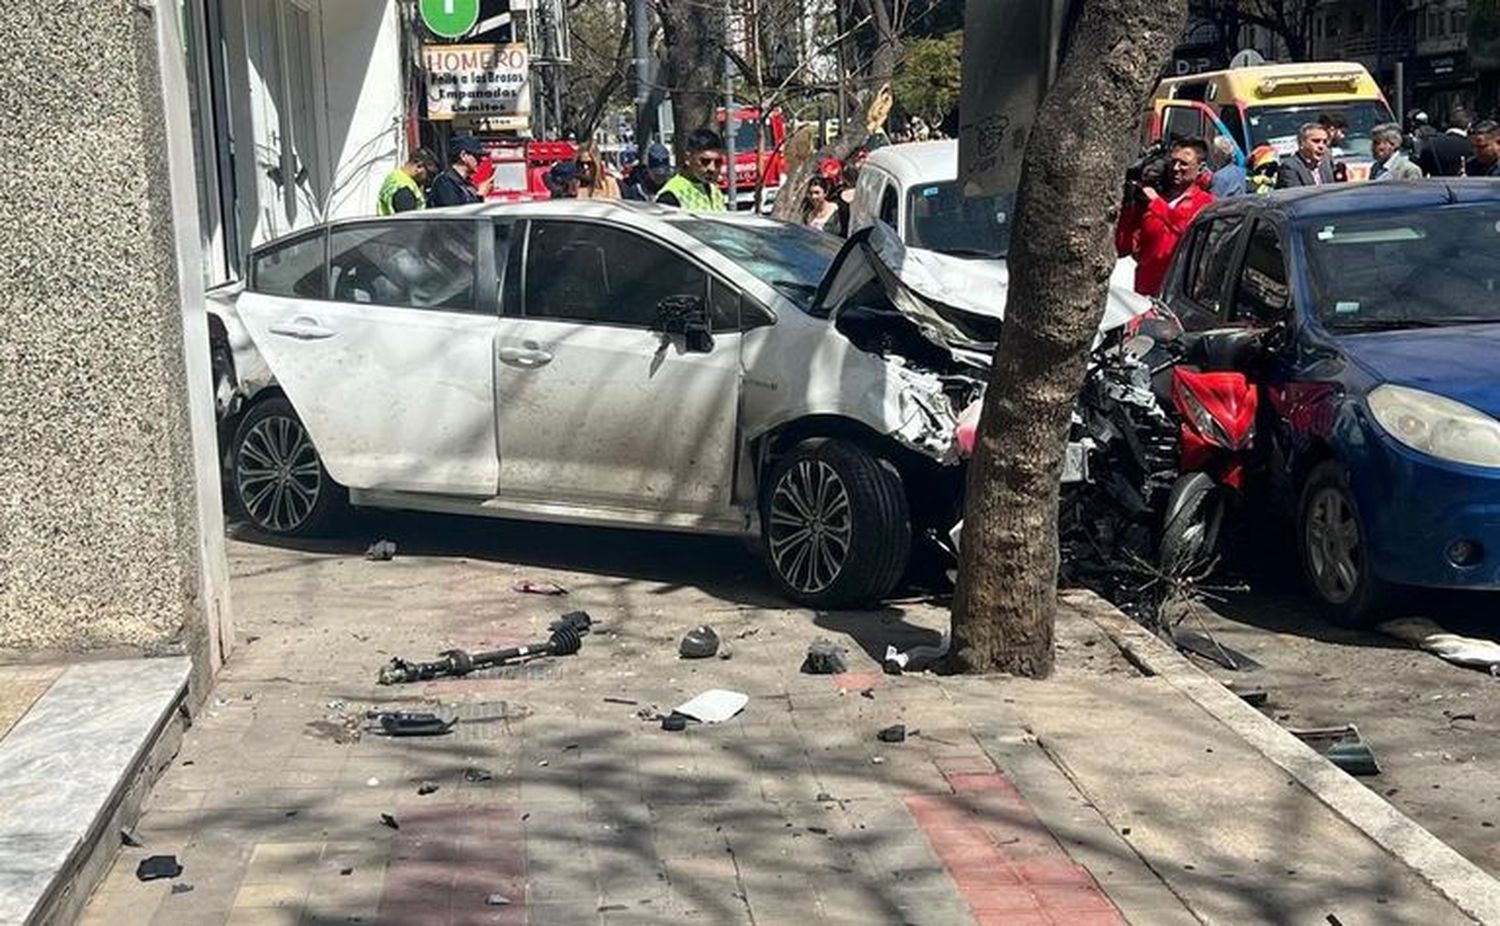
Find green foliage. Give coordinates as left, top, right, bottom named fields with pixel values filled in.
left=893, top=31, right=962, bottom=125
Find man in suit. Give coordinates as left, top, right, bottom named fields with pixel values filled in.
left=1418, top=110, right=1472, bottom=177
left=1278, top=123, right=1337, bottom=188
left=1370, top=123, right=1424, bottom=181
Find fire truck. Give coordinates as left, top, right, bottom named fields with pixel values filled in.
left=474, top=138, right=579, bottom=201
left=715, top=106, right=787, bottom=211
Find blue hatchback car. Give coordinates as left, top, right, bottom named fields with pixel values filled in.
left=1156, top=180, right=1500, bottom=623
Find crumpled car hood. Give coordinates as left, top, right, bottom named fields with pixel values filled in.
left=813, top=222, right=1150, bottom=356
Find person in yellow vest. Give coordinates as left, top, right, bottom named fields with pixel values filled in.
left=376, top=148, right=439, bottom=216
left=656, top=129, right=727, bottom=211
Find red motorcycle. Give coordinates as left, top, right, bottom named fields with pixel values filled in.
left=1157, top=329, right=1262, bottom=575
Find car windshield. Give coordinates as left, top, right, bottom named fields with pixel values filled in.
left=673, top=215, right=840, bottom=312
left=1303, top=207, right=1500, bottom=331
left=905, top=183, right=1012, bottom=258
left=1246, top=100, right=1394, bottom=158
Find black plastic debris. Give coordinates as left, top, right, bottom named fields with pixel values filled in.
left=364, top=540, right=397, bottom=561
left=464, top=767, right=494, bottom=783
left=877, top=724, right=907, bottom=744
left=512, top=579, right=567, bottom=596
left=661, top=712, right=688, bottom=732
left=1172, top=628, right=1262, bottom=671
left=379, top=611, right=593, bottom=685
left=368, top=710, right=457, bottom=737
left=417, top=781, right=439, bottom=796
left=679, top=625, right=720, bottom=659
left=136, top=856, right=182, bottom=882
left=380, top=813, right=400, bottom=830
left=170, top=883, right=194, bottom=895
left=801, top=640, right=848, bottom=675
left=120, top=828, right=143, bottom=848
left=340, top=867, right=354, bottom=876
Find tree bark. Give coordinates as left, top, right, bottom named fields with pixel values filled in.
left=949, top=0, right=1188, bottom=677
left=656, top=0, right=725, bottom=163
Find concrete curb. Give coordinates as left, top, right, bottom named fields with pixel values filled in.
left=1070, top=590, right=1500, bottom=926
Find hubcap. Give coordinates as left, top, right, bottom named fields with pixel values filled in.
left=1305, top=487, right=1361, bottom=605
left=768, top=460, right=853, bottom=595
left=236, top=414, right=322, bottom=533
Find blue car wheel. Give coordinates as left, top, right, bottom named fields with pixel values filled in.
left=1298, top=461, right=1391, bottom=626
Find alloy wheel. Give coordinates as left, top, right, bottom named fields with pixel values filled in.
left=235, top=413, right=323, bottom=533
left=767, top=459, right=853, bottom=595
left=1305, top=487, right=1361, bottom=605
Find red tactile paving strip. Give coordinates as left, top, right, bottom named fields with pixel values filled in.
left=905, top=769, right=1127, bottom=926
left=378, top=801, right=526, bottom=926
left=832, top=671, right=887, bottom=693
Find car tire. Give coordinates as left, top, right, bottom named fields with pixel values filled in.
left=761, top=438, right=911, bottom=609
left=229, top=396, right=345, bottom=537
left=1297, top=461, right=1389, bottom=627
left=1158, top=472, right=1225, bottom=577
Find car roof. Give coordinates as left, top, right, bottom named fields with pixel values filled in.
left=865, top=140, right=957, bottom=187
left=1199, top=180, right=1500, bottom=224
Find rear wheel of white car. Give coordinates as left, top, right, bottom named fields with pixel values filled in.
left=762, top=439, right=911, bottom=609
left=1298, top=461, right=1388, bottom=627
left=231, top=397, right=344, bottom=537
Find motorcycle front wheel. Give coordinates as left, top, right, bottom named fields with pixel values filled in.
left=1158, top=472, right=1225, bottom=577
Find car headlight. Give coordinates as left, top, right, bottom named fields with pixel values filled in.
left=1368, top=384, right=1500, bottom=468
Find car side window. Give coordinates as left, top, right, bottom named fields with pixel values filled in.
left=327, top=220, right=478, bottom=312
left=1183, top=216, right=1243, bottom=323
left=524, top=220, right=706, bottom=328
left=707, top=277, right=740, bottom=333
left=878, top=184, right=899, bottom=227
left=1234, top=220, right=1291, bottom=326
left=1162, top=106, right=1205, bottom=143
left=251, top=231, right=326, bottom=299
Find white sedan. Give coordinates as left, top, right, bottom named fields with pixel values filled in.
left=209, top=200, right=988, bottom=607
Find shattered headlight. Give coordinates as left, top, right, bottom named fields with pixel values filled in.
left=1368, top=384, right=1500, bottom=468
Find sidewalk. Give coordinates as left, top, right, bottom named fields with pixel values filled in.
left=75, top=531, right=1481, bottom=925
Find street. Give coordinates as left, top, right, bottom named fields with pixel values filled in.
left=1186, top=535, right=1500, bottom=882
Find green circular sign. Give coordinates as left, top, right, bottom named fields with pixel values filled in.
left=420, top=0, right=480, bottom=39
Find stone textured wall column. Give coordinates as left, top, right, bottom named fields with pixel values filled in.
left=0, top=0, right=232, bottom=681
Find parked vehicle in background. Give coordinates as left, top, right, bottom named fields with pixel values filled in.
left=1152, top=181, right=1500, bottom=624
left=1147, top=62, right=1394, bottom=181
left=715, top=106, right=786, bottom=211
left=207, top=203, right=1001, bottom=608
left=478, top=138, right=577, bottom=202
left=846, top=140, right=1149, bottom=329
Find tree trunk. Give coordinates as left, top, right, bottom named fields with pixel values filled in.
left=657, top=0, right=724, bottom=163
left=949, top=0, right=1188, bottom=677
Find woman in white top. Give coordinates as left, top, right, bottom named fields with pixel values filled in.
left=801, top=177, right=842, bottom=235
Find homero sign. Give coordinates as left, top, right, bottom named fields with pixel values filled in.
left=425, top=43, right=532, bottom=125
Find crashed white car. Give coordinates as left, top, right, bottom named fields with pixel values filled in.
left=211, top=201, right=1006, bottom=607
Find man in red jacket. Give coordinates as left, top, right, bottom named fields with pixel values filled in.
left=1115, top=138, right=1215, bottom=296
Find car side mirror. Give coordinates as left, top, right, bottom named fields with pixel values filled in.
left=652, top=295, right=714, bottom=353
left=1185, top=326, right=1266, bottom=372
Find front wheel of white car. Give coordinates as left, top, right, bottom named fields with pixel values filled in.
left=762, top=439, right=911, bottom=609
left=230, top=397, right=344, bottom=537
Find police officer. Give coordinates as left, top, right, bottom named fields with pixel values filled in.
left=375, top=148, right=439, bottom=215
left=655, top=129, right=727, bottom=211
left=429, top=136, right=491, bottom=208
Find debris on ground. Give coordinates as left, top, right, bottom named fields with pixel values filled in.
left=735, top=627, right=762, bottom=639
left=135, top=856, right=182, bottom=882
left=1380, top=618, right=1500, bottom=675
left=119, top=828, right=143, bottom=848
left=364, top=540, right=397, bottom=561
left=661, top=713, right=688, bottom=732
left=718, top=645, right=734, bottom=661
left=1172, top=628, right=1262, bottom=671
left=170, top=883, right=194, bottom=895
left=380, top=813, right=400, bottom=830
left=463, top=767, right=494, bottom=783
left=340, top=868, right=354, bottom=876
left=487, top=894, right=512, bottom=906
left=860, top=688, right=875, bottom=699
left=673, top=689, right=749, bottom=724
left=801, top=640, right=848, bottom=675
left=1444, top=710, right=1478, bottom=725
left=417, top=781, right=439, bottom=796
left=603, top=696, right=639, bottom=706
left=1228, top=682, right=1268, bottom=707
left=678, top=625, right=720, bottom=659
left=883, top=634, right=950, bottom=675
left=1289, top=724, right=1381, bottom=776
left=378, top=611, right=593, bottom=684
left=511, top=579, right=567, bottom=596
left=877, top=724, right=907, bottom=743
left=366, top=710, right=457, bottom=737
left=816, top=792, right=834, bottom=802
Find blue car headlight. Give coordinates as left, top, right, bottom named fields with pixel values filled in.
left=1368, top=384, right=1500, bottom=468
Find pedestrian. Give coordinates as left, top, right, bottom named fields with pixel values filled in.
left=1418, top=109, right=1471, bottom=177
left=428, top=136, right=491, bottom=207
left=656, top=129, right=727, bottom=211
left=375, top=148, right=440, bottom=215
left=546, top=161, right=582, bottom=199
left=1369, top=123, right=1423, bottom=181
left=623, top=143, right=674, bottom=201
left=1277, top=123, right=1337, bottom=188
left=834, top=147, right=869, bottom=231
left=575, top=146, right=621, bottom=199
left=1208, top=136, right=1246, bottom=197
left=1466, top=120, right=1500, bottom=177
left=801, top=177, right=842, bottom=234
left=1318, top=112, right=1350, bottom=154
left=1114, top=137, right=1215, bottom=297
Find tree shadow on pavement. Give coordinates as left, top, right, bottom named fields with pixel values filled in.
left=812, top=607, right=945, bottom=667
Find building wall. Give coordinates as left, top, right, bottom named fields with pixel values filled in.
left=0, top=1, right=228, bottom=662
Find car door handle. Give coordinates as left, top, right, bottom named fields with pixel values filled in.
left=497, top=347, right=553, bottom=368
left=268, top=317, right=335, bottom=340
